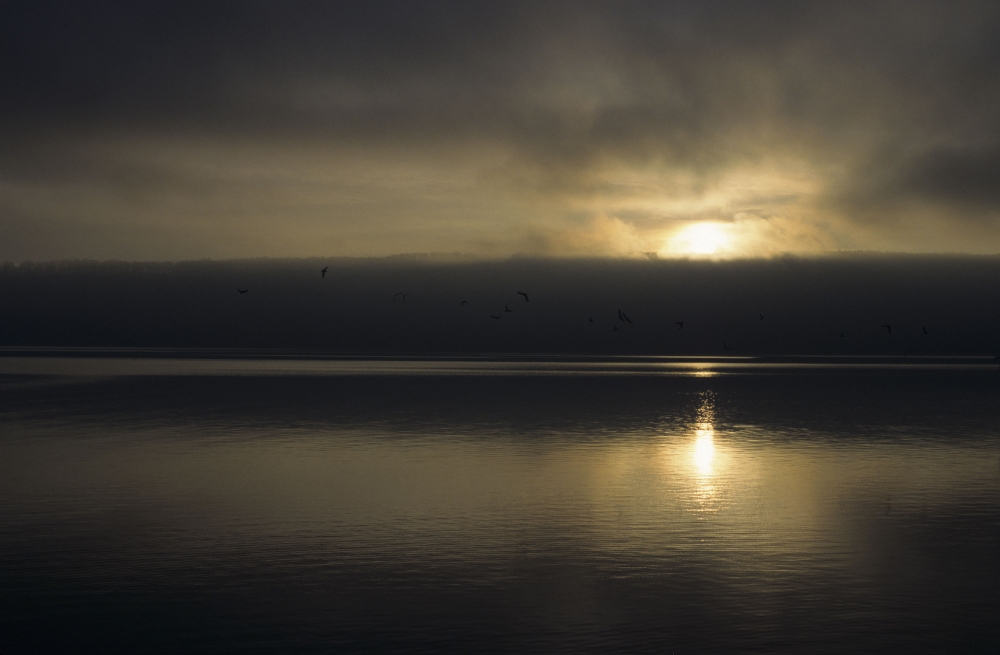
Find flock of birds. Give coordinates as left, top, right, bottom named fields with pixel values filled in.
left=232, top=266, right=996, bottom=363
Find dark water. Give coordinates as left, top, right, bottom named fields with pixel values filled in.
left=1, top=354, right=999, bottom=654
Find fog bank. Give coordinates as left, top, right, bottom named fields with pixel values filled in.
left=2, top=255, right=999, bottom=356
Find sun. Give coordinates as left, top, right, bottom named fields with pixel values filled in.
left=664, top=222, right=732, bottom=256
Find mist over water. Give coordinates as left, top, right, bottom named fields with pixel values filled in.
left=2, top=356, right=999, bottom=654
left=3, top=255, right=1000, bottom=355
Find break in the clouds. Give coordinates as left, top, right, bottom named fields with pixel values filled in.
left=2, top=0, right=1000, bottom=261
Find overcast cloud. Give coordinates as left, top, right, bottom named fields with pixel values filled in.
left=2, top=1, right=1000, bottom=260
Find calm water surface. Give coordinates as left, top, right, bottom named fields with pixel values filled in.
left=1, top=355, right=999, bottom=653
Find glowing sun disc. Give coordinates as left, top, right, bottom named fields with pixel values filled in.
left=667, top=222, right=731, bottom=255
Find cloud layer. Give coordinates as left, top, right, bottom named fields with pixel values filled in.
left=3, top=1, right=1000, bottom=260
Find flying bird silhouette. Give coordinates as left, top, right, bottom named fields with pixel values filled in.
left=618, top=310, right=633, bottom=324
left=237, top=288, right=248, bottom=295
left=517, top=291, right=529, bottom=303
left=504, top=304, right=512, bottom=313
left=460, top=300, right=468, bottom=306
left=676, top=322, right=684, bottom=329
left=723, top=342, right=731, bottom=351
left=840, top=331, right=845, bottom=338
left=321, top=267, right=328, bottom=278
left=922, top=325, right=928, bottom=334
left=491, top=314, right=502, bottom=320
left=588, top=317, right=594, bottom=323
left=881, top=324, right=892, bottom=333
left=759, top=313, right=764, bottom=320
left=393, top=292, right=411, bottom=303
left=613, top=325, right=619, bottom=333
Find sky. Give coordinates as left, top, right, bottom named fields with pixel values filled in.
left=2, top=1, right=1000, bottom=261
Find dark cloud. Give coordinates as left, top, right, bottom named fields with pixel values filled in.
left=827, top=142, right=1000, bottom=231
left=5, top=1, right=995, bottom=143
left=894, top=146, right=1000, bottom=207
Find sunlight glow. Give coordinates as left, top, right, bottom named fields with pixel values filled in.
left=692, top=391, right=718, bottom=478
left=693, top=425, right=715, bottom=476
left=664, top=222, right=732, bottom=256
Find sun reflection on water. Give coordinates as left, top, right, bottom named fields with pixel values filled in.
left=689, top=391, right=723, bottom=511
left=693, top=424, right=715, bottom=477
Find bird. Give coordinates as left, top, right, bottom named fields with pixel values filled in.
left=393, top=292, right=411, bottom=302
left=759, top=313, right=765, bottom=320
left=613, top=325, right=619, bottom=333
left=491, top=314, right=502, bottom=320
left=588, top=317, right=594, bottom=323
left=618, top=310, right=633, bottom=324
left=504, top=304, right=512, bottom=313
left=840, top=331, right=845, bottom=338
left=517, top=291, right=529, bottom=303
left=881, top=324, right=892, bottom=333
left=460, top=300, right=468, bottom=306
left=723, top=342, right=731, bottom=351
left=676, top=322, right=684, bottom=329
left=238, top=288, right=248, bottom=295
left=922, top=325, right=928, bottom=335
left=321, top=267, right=329, bottom=278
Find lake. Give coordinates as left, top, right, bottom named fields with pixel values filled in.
left=1, top=353, right=999, bottom=653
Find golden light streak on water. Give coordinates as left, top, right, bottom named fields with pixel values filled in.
left=693, top=427, right=715, bottom=477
